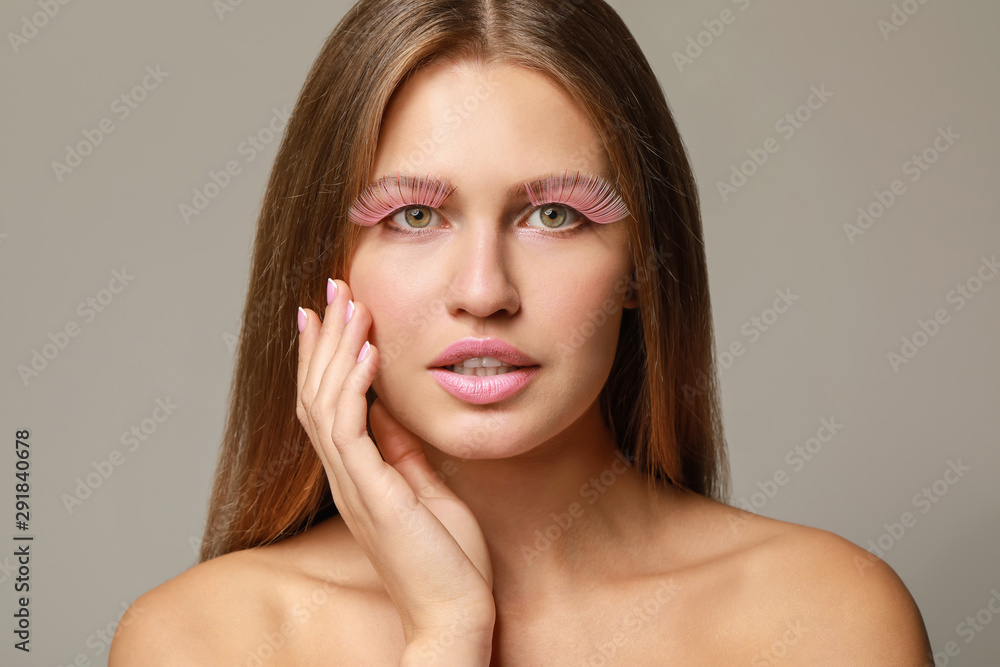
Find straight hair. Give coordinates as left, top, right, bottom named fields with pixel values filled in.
left=199, top=0, right=730, bottom=563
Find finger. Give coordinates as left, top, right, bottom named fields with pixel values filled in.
left=299, top=279, right=351, bottom=471
left=320, top=304, right=389, bottom=487
left=369, top=398, right=458, bottom=501
left=302, top=278, right=352, bottom=409
left=295, top=305, right=346, bottom=505
left=328, top=337, right=420, bottom=528
left=295, top=305, right=322, bottom=446
left=296, top=306, right=319, bottom=416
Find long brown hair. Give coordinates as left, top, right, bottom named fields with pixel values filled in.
left=199, top=0, right=730, bottom=563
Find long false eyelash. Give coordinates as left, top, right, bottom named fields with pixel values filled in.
left=348, top=173, right=456, bottom=226
left=524, top=170, right=630, bottom=225
left=349, top=170, right=630, bottom=229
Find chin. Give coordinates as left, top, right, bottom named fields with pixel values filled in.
left=376, top=375, right=563, bottom=459
left=420, top=409, right=546, bottom=461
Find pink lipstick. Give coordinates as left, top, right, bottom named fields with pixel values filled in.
left=428, top=337, right=540, bottom=405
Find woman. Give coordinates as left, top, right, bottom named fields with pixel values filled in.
left=111, top=0, right=933, bottom=664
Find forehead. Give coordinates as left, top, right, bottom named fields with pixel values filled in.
left=372, top=60, right=611, bottom=183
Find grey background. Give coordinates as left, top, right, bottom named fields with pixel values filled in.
left=1, top=0, right=997, bottom=664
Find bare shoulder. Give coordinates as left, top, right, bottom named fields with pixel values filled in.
left=688, top=496, right=933, bottom=665
left=109, top=516, right=402, bottom=666
left=754, top=521, right=932, bottom=664
left=108, top=546, right=280, bottom=666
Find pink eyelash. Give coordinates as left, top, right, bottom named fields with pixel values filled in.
left=348, top=172, right=455, bottom=226
left=525, top=170, right=630, bottom=225
left=347, top=169, right=630, bottom=228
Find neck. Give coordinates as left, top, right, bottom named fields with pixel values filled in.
left=421, top=399, right=673, bottom=604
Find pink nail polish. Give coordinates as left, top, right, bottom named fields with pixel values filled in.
left=357, top=340, right=370, bottom=363
left=327, top=279, right=337, bottom=305
left=345, top=300, right=354, bottom=324
left=297, top=307, right=307, bottom=333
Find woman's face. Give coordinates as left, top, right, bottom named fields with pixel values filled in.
left=347, top=59, right=635, bottom=461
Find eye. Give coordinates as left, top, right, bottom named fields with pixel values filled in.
left=523, top=204, right=586, bottom=233
left=388, top=205, right=442, bottom=231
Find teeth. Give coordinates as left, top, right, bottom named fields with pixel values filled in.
left=443, top=355, right=527, bottom=376
left=455, top=356, right=504, bottom=368
left=449, top=365, right=518, bottom=376
left=447, top=362, right=521, bottom=376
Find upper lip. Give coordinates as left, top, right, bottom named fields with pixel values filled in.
left=429, top=337, right=539, bottom=368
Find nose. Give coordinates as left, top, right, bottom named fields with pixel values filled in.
left=442, top=219, right=520, bottom=320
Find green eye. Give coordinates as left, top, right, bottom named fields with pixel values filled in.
left=392, top=205, right=438, bottom=230
left=539, top=205, right=567, bottom=228
left=525, top=204, right=584, bottom=233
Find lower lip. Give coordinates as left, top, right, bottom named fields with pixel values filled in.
left=429, top=366, right=540, bottom=405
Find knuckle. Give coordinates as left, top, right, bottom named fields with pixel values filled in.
left=307, top=401, right=327, bottom=425
left=299, top=387, right=316, bottom=411
left=330, top=421, right=350, bottom=450
left=295, top=401, right=308, bottom=424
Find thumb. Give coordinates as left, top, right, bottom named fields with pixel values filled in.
left=369, top=397, right=453, bottom=499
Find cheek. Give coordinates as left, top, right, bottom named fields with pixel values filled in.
left=352, top=254, right=440, bottom=386
left=349, top=242, right=427, bottom=326
left=545, top=265, right=626, bottom=345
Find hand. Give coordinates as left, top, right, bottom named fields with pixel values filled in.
left=295, top=279, right=496, bottom=645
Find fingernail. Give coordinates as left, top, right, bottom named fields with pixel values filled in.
left=297, top=307, right=307, bottom=333
left=357, top=340, right=370, bottom=363
left=327, top=278, right=337, bottom=305
left=345, top=300, right=354, bottom=324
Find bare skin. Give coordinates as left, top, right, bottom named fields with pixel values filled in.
left=109, top=488, right=932, bottom=665
left=109, top=60, right=933, bottom=665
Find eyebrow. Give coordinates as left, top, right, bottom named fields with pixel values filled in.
left=355, top=170, right=621, bottom=204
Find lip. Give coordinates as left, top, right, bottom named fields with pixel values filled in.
left=429, top=366, right=540, bottom=405
left=428, top=337, right=539, bottom=368
left=428, top=337, right=540, bottom=405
